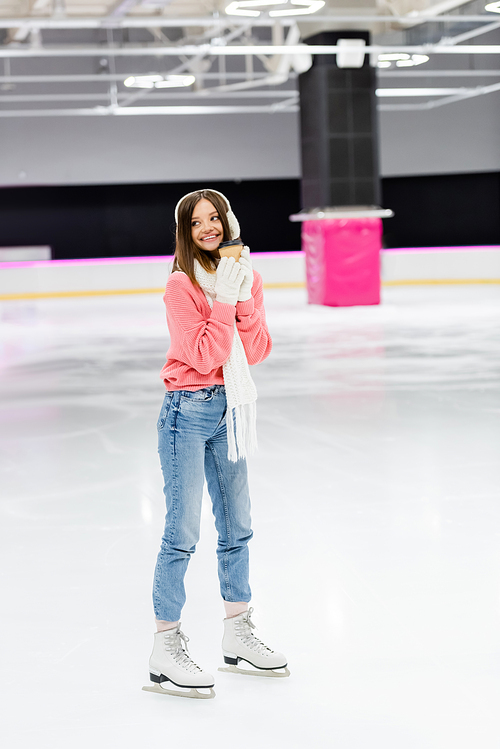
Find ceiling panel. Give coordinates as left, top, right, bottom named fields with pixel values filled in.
left=0, top=0, right=498, bottom=117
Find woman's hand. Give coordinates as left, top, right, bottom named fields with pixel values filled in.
left=215, top=256, right=246, bottom=306
left=237, top=247, right=253, bottom=302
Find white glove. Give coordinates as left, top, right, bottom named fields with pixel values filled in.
left=237, top=247, right=253, bottom=302
left=215, top=256, right=246, bottom=306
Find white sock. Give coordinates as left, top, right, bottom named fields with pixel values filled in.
left=155, top=620, right=179, bottom=632
left=224, top=601, right=249, bottom=619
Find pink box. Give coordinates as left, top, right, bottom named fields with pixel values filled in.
left=302, top=217, right=382, bottom=307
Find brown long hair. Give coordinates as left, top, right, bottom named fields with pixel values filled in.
left=172, top=190, right=231, bottom=286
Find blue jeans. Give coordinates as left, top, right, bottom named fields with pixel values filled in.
left=153, top=386, right=253, bottom=622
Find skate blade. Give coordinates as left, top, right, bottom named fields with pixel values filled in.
left=142, top=684, right=215, bottom=699
left=218, top=664, right=290, bottom=679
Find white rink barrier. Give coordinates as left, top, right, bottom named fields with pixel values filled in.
left=382, top=247, right=500, bottom=285
left=0, top=247, right=499, bottom=300
left=0, top=251, right=304, bottom=300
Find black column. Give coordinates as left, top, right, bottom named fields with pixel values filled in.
left=298, top=31, right=380, bottom=210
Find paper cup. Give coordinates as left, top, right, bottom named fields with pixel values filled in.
left=219, top=241, right=243, bottom=261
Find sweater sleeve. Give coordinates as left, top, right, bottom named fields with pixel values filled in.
left=165, top=273, right=236, bottom=375
left=234, top=271, right=272, bottom=365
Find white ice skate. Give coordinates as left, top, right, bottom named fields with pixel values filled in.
left=218, top=608, right=290, bottom=678
left=143, top=625, right=215, bottom=699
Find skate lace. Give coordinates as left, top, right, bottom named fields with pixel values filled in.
left=162, top=628, right=203, bottom=675
left=234, top=607, right=274, bottom=655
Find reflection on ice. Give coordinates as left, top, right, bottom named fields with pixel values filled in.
left=0, top=284, right=499, bottom=749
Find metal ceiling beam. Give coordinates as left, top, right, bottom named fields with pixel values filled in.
left=3, top=77, right=500, bottom=118
left=0, top=44, right=500, bottom=58
left=0, top=79, right=497, bottom=116
left=106, top=0, right=145, bottom=18
left=437, top=20, right=500, bottom=44
left=0, top=70, right=498, bottom=84
left=0, top=14, right=497, bottom=30
left=0, top=90, right=299, bottom=102
left=8, top=88, right=498, bottom=103
left=0, top=72, right=272, bottom=83
left=0, top=104, right=300, bottom=117
left=117, top=22, right=250, bottom=107
left=379, top=79, right=500, bottom=110
left=378, top=69, right=500, bottom=76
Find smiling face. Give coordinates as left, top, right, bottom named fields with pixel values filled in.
left=173, top=189, right=231, bottom=285
left=190, top=198, right=223, bottom=255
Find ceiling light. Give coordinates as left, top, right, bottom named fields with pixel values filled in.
left=224, top=5, right=260, bottom=17
left=270, top=0, right=325, bottom=17
left=225, top=1, right=285, bottom=16
left=155, top=75, right=195, bottom=88
left=377, top=53, right=429, bottom=69
left=376, top=88, right=464, bottom=97
left=411, top=55, right=429, bottom=65
left=378, top=53, right=411, bottom=61
left=124, top=75, right=162, bottom=88
left=485, top=2, right=500, bottom=13
left=124, top=74, right=195, bottom=89
left=225, top=0, right=324, bottom=18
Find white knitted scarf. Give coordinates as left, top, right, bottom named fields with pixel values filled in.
left=194, top=260, right=258, bottom=462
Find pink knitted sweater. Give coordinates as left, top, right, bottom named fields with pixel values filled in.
left=160, top=270, right=272, bottom=391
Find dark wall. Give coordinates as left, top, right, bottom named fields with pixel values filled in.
left=382, top=171, right=500, bottom=249
left=0, top=180, right=302, bottom=260
left=0, top=172, right=499, bottom=258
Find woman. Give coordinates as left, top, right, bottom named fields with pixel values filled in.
left=144, top=189, right=289, bottom=700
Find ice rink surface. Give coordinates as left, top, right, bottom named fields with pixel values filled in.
left=1, top=284, right=500, bottom=749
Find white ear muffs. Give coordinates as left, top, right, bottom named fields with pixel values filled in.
left=174, top=189, right=240, bottom=240
left=226, top=209, right=240, bottom=241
